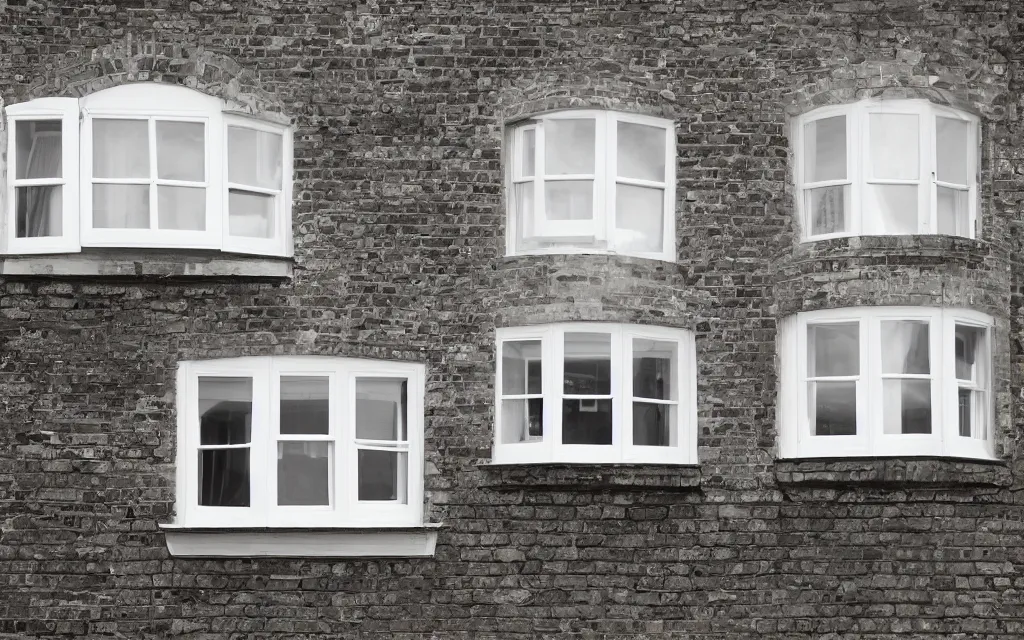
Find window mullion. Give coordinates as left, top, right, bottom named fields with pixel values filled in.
left=334, top=369, right=349, bottom=522
left=602, top=113, right=614, bottom=246
left=852, top=105, right=863, bottom=236
left=534, top=121, right=545, bottom=238
left=861, top=316, right=875, bottom=454
left=548, top=327, right=562, bottom=458
left=616, top=327, right=627, bottom=459
left=938, top=311, right=952, bottom=455
left=148, top=118, right=158, bottom=231
left=922, top=105, right=934, bottom=233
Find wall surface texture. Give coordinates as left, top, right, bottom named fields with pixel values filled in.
left=2, top=1, right=1024, bottom=638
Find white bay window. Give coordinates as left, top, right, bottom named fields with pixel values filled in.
left=495, top=323, right=697, bottom=464
left=778, top=307, right=994, bottom=460
left=795, top=99, right=979, bottom=240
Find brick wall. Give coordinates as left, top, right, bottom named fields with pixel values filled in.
left=2, top=1, right=1024, bottom=637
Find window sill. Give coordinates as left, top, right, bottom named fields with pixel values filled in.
left=775, top=457, right=1011, bottom=489
left=160, top=523, right=441, bottom=558
left=479, top=463, right=701, bottom=491
left=0, top=248, right=292, bottom=279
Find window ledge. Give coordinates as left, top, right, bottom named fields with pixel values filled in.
left=479, top=463, right=701, bottom=491
left=0, top=248, right=292, bottom=279
left=775, top=457, right=1010, bottom=489
left=160, top=523, right=441, bottom=558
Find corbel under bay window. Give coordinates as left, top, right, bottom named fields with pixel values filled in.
left=795, top=99, right=980, bottom=240
left=507, top=110, right=676, bottom=260
left=494, top=323, right=697, bottom=465
left=778, top=307, right=995, bottom=460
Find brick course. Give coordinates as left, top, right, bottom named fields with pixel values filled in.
left=1, top=1, right=1024, bottom=638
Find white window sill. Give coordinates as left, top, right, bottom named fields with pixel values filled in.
left=0, top=249, right=292, bottom=278
left=160, top=523, right=441, bottom=558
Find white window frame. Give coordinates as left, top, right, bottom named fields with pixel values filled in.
left=794, top=99, right=980, bottom=241
left=494, top=323, right=697, bottom=465
left=506, top=110, right=676, bottom=261
left=2, top=83, right=293, bottom=257
left=778, top=307, right=995, bottom=460
left=175, top=357, right=425, bottom=528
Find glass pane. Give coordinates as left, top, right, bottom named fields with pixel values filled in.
left=958, top=388, right=973, bottom=438
left=199, top=449, right=249, bottom=507
left=280, top=376, right=329, bottom=435
left=228, top=189, right=274, bottom=238
left=809, top=381, right=856, bottom=436
left=501, top=340, right=541, bottom=395
left=936, top=117, right=970, bottom=184
left=15, top=121, right=61, bottom=179
left=277, top=441, right=330, bottom=506
left=156, top=121, right=205, bottom=182
left=545, top=180, right=593, bottom=221
left=515, top=182, right=535, bottom=239
left=92, top=184, right=149, bottom=229
left=803, top=115, right=846, bottom=182
left=808, top=323, right=859, bottom=377
left=955, top=325, right=984, bottom=381
left=228, top=126, right=283, bottom=189
left=881, top=321, right=930, bottom=374
left=358, top=449, right=407, bottom=502
left=545, top=118, right=595, bottom=175
left=937, top=186, right=969, bottom=236
left=806, top=185, right=849, bottom=235
left=93, top=119, right=149, bottom=179
left=615, top=184, right=663, bottom=253
left=561, top=398, right=612, bottom=444
left=521, top=129, right=535, bottom=177
left=501, top=398, right=543, bottom=444
left=617, top=122, right=666, bottom=182
left=866, top=184, right=918, bottom=234
left=199, top=377, right=253, bottom=445
left=356, top=378, right=407, bottom=441
left=15, top=186, right=62, bottom=237
left=564, top=333, right=611, bottom=395
left=869, top=113, right=919, bottom=180
left=633, top=402, right=675, bottom=447
left=883, top=379, right=932, bottom=434
left=633, top=338, right=676, bottom=400
left=157, top=186, right=206, bottom=230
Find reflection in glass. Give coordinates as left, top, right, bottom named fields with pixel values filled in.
left=936, top=117, right=969, bottom=184
left=882, top=379, right=932, bottom=434
left=867, top=184, right=918, bottom=234
left=15, top=120, right=61, bottom=179
left=93, top=119, right=149, bottom=178
left=545, top=180, right=594, bottom=221
left=521, top=129, right=535, bottom=177
left=93, top=184, right=150, bottom=229
left=356, top=378, right=407, bottom=441
left=803, top=115, right=846, bottom=182
left=633, top=339, right=675, bottom=400
left=881, top=321, right=929, bottom=374
left=617, top=122, right=666, bottom=182
left=280, top=376, right=329, bottom=435
left=277, top=441, right=330, bottom=506
left=358, top=449, right=407, bottom=502
left=157, top=186, right=206, bottom=230
left=16, top=186, right=62, bottom=238
left=199, top=449, right=249, bottom=507
left=806, top=185, right=848, bottom=235
left=156, top=121, right=205, bottom=181
left=615, top=184, right=663, bottom=253
left=869, top=113, right=919, bottom=179
left=228, top=126, right=283, bottom=189
left=545, top=118, right=595, bottom=175
left=564, top=333, right=611, bottom=395
left=502, top=398, right=543, bottom=443
left=199, top=377, right=253, bottom=445
left=633, top=402, right=674, bottom=447
left=809, top=381, right=856, bottom=436
left=808, top=323, right=859, bottom=377
left=937, top=186, right=969, bottom=236
left=228, top=190, right=274, bottom=238
left=561, top=398, right=612, bottom=444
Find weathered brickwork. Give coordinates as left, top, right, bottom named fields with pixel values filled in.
left=1, top=1, right=1024, bottom=638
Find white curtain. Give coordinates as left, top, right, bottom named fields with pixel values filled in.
left=92, top=119, right=149, bottom=228
left=21, top=131, right=62, bottom=237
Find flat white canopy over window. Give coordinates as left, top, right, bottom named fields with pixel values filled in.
left=778, top=307, right=995, bottom=460
left=3, top=83, right=293, bottom=257
left=495, top=323, right=697, bottom=464
left=506, top=110, right=676, bottom=261
left=794, top=99, right=980, bottom=241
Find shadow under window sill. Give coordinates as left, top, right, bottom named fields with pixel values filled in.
left=775, top=457, right=1011, bottom=490
left=479, top=462, right=702, bottom=491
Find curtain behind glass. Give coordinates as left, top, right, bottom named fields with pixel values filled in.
left=20, top=131, right=62, bottom=237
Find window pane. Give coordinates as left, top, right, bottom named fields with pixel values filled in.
left=564, top=333, right=611, bottom=395
left=883, top=379, right=932, bottom=434
left=633, top=338, right=676, bottom=400
left=501, top=398, right=543, bottom=444
left=958, top=389, right=973, bottom=438
left=93, top=119, right=149, bottom=179
left=157, top=186, right=206, bottom=231
left=199, top=377, right=253, bottom=445
left=15, top=186, right=62, bottom=238
left=228, top=189, right=274, bottom=238
left=545, top=118, right=595, bottom=175
left=515, top=182, right=535, bottom=239
left=617, top=122, right=666, bottom=182
left=156, top=121, right=205, bottom=182
left=936, top=117, right=970, bottom=184
left=521, top=129, right=535, bottom=177
left=937, top=186, right=969, bottom=236
left=803, top=115, right=846, bottom=182
left=15, top=121, right=61, bottom=179
left=199, top=449, right=250, bottom=507
left=806, top=185, right=849, bottom=235
left=869, top=113, right=919, bottom=179
left=545, top=180, right=593, bottom=221
left=358, top=449, right=407, bottom=502
left=866, top=184, right=918, bottom=234
left=277, top=441, right=330, bottom=506
left=808, top=381, right=856, bottom=436
left=955, top=325, right=984, bottom=381
left=808, top=323, right=858, bottom=377
left=615, top=184, right=663, bottom=253
left=93, top=184, right=149, bottom=229
left=881, top=321, right=929, bottom=374
left=228, top=126, right=283, bottom=189
left=280, top=376, right=329, bottom=435
left=501, top=340, right=541, bottom=395
left=356, top=378, right=407, bottom=441
left=561, top=398, right=612, bottom=444
left=633, top=402, right=675, bottom=447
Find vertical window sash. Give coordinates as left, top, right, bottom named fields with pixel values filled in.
left=799, top=108, right=855, bottom=239
left=531, top=112, right=604, bottom=240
